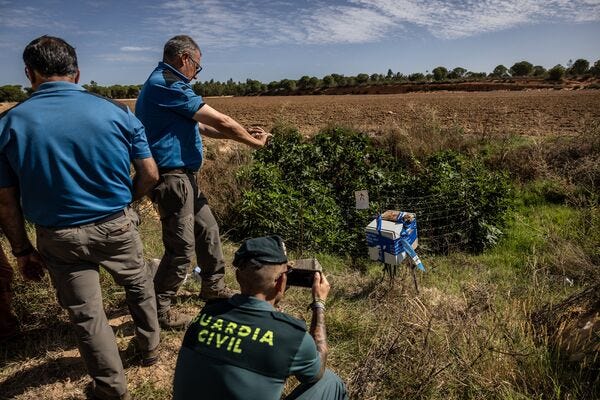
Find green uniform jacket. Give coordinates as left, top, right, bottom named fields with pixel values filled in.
left=173, top=295, right=321, bottom=400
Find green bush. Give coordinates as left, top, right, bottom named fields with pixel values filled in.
left=231, top=126, right=512, bottom=258
left=548, top=64, right=565, bottom=81
left=399, top=151, right=512, bottom=252
left=234, top=162, right=349, bottom=253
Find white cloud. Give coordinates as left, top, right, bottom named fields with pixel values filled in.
left=0, top=4, right=65, bottom=29
left=355, top=0, right=600, bottom=39
left=148, top=0, right=600, bottom=46
left=303, top=5, right=396, bottom=44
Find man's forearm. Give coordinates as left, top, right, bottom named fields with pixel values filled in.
left=132, top=174, right=156, bottom=201
left=131, top=157, right=159, bottom=201
left=194, top=104, right=265, bottom=148
left=212, top=118, right=262, bottom=148
left=310, top=307, right=328, bottom=378
left=0, top=187, right=31, bottom=253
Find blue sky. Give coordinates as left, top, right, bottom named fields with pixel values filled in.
left=1, top=0, right=599, bottom=86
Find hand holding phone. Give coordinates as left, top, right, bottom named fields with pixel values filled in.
left=286, top=258, right=322, bottom=288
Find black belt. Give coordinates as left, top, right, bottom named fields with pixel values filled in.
left=92, top=210, right=126, bottom=225
left=159, top=167, right=196, bottom=175
left=37, top=209, right=126, bottom=230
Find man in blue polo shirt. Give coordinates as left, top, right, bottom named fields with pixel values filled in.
left=0, top=36, right=160, bottom=400
left=136, top=35, right=270, bottom=329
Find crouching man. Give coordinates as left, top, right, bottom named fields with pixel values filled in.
left=173, top=236, right=348, bottom=400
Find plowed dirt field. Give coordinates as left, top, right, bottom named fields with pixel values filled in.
left=3, top=90, right=599, bottom=136
left=121, top=90, right=600, bottom=136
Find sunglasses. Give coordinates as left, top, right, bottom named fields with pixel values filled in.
left=187, top=54, right=203, bottom=78
left=278, top=264, right=293, bottom=280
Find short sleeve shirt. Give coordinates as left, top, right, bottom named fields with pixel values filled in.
left=135, top=62, right=205, bottom=171
left=173, top=295, right=321, bottom=400
left=0, top=81, right=151, bottom=227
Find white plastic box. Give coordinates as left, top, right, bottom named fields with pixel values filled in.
left=365, top=216, right=418, bottom=265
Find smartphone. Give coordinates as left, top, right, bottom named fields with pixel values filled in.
left=286, top=258, right=322, bottom=288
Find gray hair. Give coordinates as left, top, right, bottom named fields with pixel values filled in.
left=162, top=35, right=201, bottom=63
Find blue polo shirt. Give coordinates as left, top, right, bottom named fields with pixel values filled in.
left=0, top=81, right=152, bottom=227
left=135, top=62, right=205, bottom=171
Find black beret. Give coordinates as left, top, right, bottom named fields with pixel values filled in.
left=233, top=235, right=288, bottom=268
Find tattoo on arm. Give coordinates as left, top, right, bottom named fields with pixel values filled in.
left=309, top=308, right=328, bottom=379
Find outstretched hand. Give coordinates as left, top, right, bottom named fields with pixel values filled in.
left=17, top=250, right=46, bottom=281
left=248, top=126, right=272, bottom=146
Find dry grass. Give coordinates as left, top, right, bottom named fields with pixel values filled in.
left=197, top=140, right=253, bottom=227
left=2, top=199, right=599, bottom=399
left=490, top=119, right=600, bottom=195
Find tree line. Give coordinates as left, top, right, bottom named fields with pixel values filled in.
left=1, top=58, right=599, bottom=102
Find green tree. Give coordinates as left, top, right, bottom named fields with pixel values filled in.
left=267, top=81, right=280, bottom=91
left=491, top=64, right=510, bottom=78
left=296, top=75, right=310, bottom=89
left=370, top=73, right=381, bottom=83
left=308, top=76, right=321, bottom=89
left=448, top=67, right=467, bottom=79
left=465, top=71, right=487, bottom=79
left=548, top=64, right=565, bottom=81
left=322, top=75, right=336, bottom=87
left=279, top=79, right=296, bottom=92
left=432, top=66, right=448, bottom=81
left=0, top=85, right=27, bottom=102
left=245, top=79, right=264, bottom=95
left=356, top=73, right=370, bottom=84
left=510, top=61, right=533, bottom=76
left=331, top=74, right=347, bottom=87
left=532, top=65, right=547, bottom=77
left=408, top=73, right=425, bottom=82
left=568, top=58, right=590, bottom=75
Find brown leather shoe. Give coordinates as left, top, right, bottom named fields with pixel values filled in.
left=122, top=339, right=160, bottom=367
left=199, top=286, right=239, bottom=301
left=158, top=310, right=191, bottom=330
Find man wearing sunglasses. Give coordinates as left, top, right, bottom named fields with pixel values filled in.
left=173, top=235, right=348, bottom=400
left=135, top=35, right=270, bottom=330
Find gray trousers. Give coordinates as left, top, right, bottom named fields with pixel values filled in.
left=286, top=369, right=349, bottom=400
left=36, top=208, right=159, bottom=398
left=152, top=171, right=225, bottom=315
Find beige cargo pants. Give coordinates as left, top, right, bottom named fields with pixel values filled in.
left=36, top=207, right=159, bottom=399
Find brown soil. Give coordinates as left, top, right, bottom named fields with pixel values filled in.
left=2, top=90, right=598, bottom=137
left=146, top=90, right=600, bottom=137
